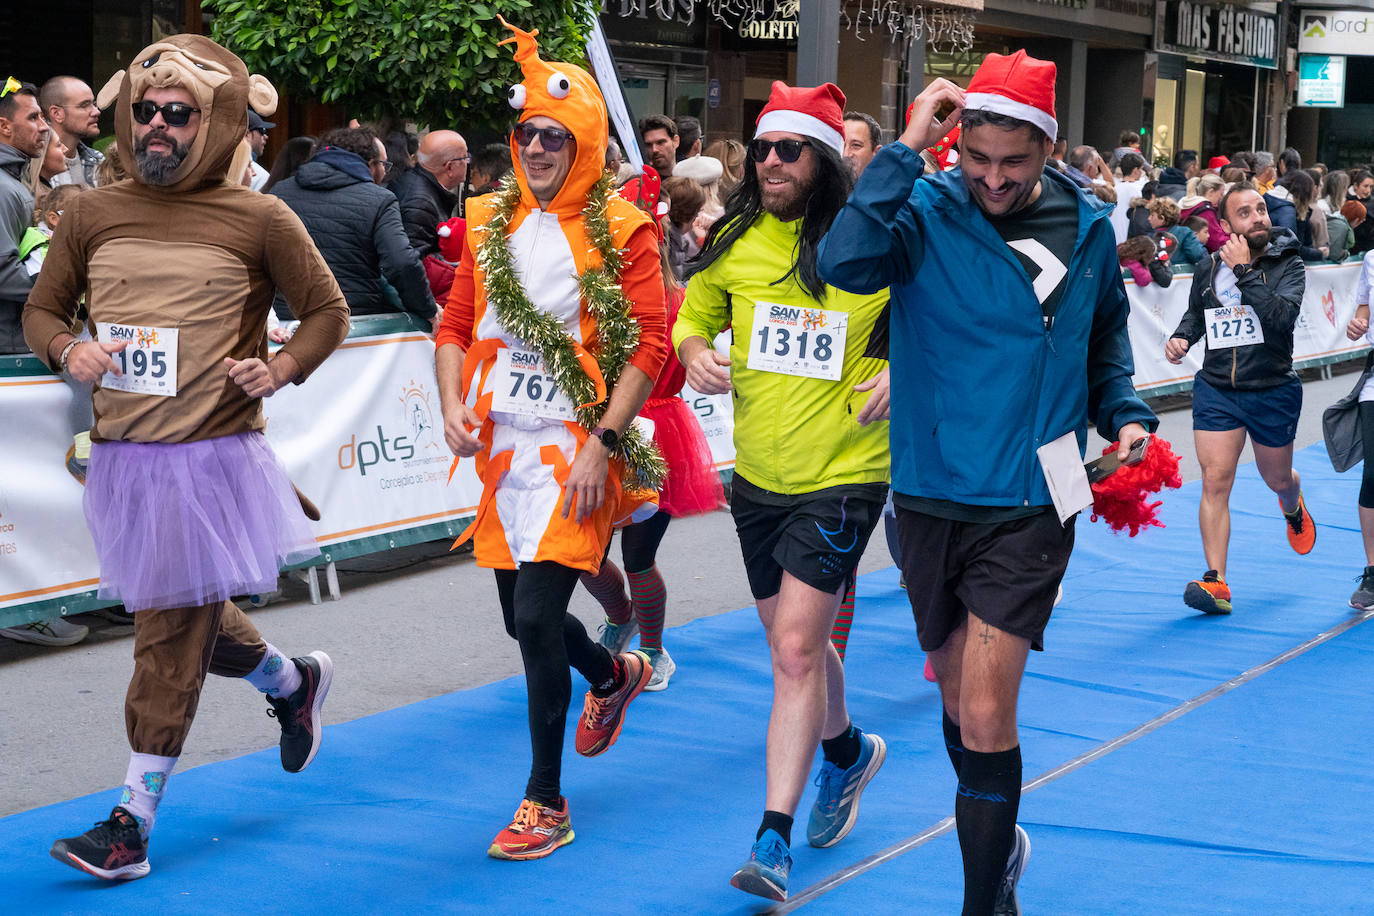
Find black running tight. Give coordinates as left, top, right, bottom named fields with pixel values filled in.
left=619, top=509, right=672, bottom=573
left=495, top=562, right=616, bottom=806
left=1361, top=402, right=1374, bottom=509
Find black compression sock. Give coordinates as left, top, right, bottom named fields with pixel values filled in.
left=590, top=654, right=622, bottom=697
left=943, top=710, right=965, bottom=776
left=822, top=722, right=862, bottom=770
left=956, top=746, right=1022, bottom=916
left=758, top=810, right=793, bottom=847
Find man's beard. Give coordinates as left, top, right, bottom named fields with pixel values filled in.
left=760, top=174, right=810, bottom=222
left=1244, top=227, right=1272, bottom=251
left=134, top=130, right=190, bottom=185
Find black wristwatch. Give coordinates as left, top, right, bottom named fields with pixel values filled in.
left=1232, top=263, right=1251, bottom=280
left=590, top=426, right=620, bottom=450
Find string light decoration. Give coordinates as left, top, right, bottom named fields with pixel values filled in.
left=704, top=0, right=977, bottom=53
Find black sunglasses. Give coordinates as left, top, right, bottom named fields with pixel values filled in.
left=131, top=100, right=200, bottom=127
left=513, top=123, right=574, bottom=153
left=749, top=138, right=811, bottom=164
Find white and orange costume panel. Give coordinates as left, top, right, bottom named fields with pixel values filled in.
left=436, top=23, right=667, bottom=573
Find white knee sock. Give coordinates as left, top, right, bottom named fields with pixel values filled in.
left=243, top=643, right=302, bottom=698
left=120, top=752, right=177, bottom=839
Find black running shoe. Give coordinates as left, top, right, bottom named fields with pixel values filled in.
left=266, top=650, right=333, bottom=773
left=50, top=806, right=150, bottom=880
left=1352, top=566, right=1374, bottom=611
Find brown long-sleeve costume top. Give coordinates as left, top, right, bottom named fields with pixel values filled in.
left=21, top=34, right=349, bottom=443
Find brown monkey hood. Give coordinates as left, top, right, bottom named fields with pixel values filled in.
left=97, top=34, right=278, bottom=193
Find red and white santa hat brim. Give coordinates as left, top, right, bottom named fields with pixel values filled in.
left=754, top=81, right=847, bottom=155
left=962, top=50, right=1058, bottom=141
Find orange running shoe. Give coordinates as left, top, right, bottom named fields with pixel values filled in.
left=487, top=797, right=574, bottom=860
left=575, top=650, right=651, bottom=757
left=1282, top=491, right=1315, bottom=555
left=1184, top=570, right=1232, bottom=615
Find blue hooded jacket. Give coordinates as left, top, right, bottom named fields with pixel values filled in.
left=817, top=142, right=1156, bottom=509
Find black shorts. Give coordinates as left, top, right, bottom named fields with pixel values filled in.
left=895, top=506, right=1075, bottom=652
left=1192, top=375, right=1302, bottom=448
left=730, top=475, right=885, bottom=600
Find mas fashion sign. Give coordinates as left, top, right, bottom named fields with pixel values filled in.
left=1155, top=0, right=1279, bottom=68
left=1299, top=8, right=1374, bottom=56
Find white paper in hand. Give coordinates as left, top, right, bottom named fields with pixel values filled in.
left=1037, top=431, right=1093, bottom=525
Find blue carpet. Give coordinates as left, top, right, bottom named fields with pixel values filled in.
left=3, top=445, right=1371, bottom=914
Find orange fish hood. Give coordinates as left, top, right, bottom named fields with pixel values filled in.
left=499, top=17, right=607, bottom=217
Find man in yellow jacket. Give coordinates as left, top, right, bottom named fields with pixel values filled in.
left=674, top=81, right=891, bottom=902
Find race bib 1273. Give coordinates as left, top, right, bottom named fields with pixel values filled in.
left=1204, top=305, right=1263, bottom=350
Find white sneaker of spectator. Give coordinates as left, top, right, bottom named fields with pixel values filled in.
left=0, top=617, right=90, bottom=647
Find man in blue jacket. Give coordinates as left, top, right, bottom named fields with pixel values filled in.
left=818, top=52, right=1155, bottom=915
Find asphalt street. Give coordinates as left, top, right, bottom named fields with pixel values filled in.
left=0, top=367, right=1360, bottom=818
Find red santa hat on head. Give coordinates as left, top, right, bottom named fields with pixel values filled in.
left=755, top=81, right=846, bottom=155
left=962, top=50, right=1058, bottom=141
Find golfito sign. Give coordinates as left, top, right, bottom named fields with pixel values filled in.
left=1299, top=9, right=1374, bottom=56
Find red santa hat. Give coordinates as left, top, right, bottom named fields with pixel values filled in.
left=962, top=50, right=1058, bottom=142
left=754, top=81, right=846, bottom=155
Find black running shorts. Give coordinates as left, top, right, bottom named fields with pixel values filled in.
left=895, top=506, right=1075, bottom=652
left=730, top=475, right=886, bottom=600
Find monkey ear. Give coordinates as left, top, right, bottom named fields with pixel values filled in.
left=97, top=71, right=126, bottom=110
left=246, top=74, right=278, bottom=118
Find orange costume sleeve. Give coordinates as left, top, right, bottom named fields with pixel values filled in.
left=619, top=223, right=668, bottom=382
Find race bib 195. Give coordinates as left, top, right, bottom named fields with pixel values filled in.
left=746, top=302, right=847, bottom=381
left=95, top=323, right=178, bottom=397
left=489, top=346, right=577, bottom=421
left=1204, top=305, right=1263, bottom=350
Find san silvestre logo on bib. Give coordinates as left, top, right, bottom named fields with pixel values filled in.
left=337, top=380, right=449, bottom=483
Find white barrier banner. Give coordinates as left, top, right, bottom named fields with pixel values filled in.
left=0, top=376, right=98, bottom=610
left=1126, top=261, right=1365, bottom=390
left=263, top=332, right=484, bottom=547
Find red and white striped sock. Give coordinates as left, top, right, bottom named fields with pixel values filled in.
left=628, top=565, right=667, bottom=653
left=581, top=559, right=633, bottom=625
left=830, top=577, right=856, bottom=661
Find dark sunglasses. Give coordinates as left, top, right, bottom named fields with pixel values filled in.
left=513, top=123, right=574, bottom=153
left=749, top=138, right=811, bottom=164
left=130, top=100, right=200, bottom=127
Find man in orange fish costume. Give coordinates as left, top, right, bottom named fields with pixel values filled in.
left=435, top=18, right=668, bottom=860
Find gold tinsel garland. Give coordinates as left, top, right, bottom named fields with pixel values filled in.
left=474, top=172, right=667, bottom=491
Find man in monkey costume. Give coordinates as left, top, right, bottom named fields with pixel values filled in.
left=435, top=18, right=667, bottom=860
left=23, top=35, right=350, bottom=880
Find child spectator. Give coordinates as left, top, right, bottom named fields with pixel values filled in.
left=1183, top=215, right=1210, bottom=252
left=1147, top=195, right=1206, bottom=267
left=1118, top=235, right=1172, bottom=288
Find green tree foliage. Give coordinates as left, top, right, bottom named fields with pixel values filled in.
left=204, top=0, right=596, bottom=131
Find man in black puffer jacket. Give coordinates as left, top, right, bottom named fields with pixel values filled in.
left=1164, top=186, right=1313, bottom=617
left=1156, top=148, right=1197, bottom=201
left=271, top=126, right=437, bottom=326
left=390, top=129, right=468, bottom=258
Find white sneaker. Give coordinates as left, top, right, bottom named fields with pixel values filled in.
left=643, top=648, right=675, bottom=691
left=0, top=617, right=90, bottom=647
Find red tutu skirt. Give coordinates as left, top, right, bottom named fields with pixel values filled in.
left=642, top=396, right=725, bottom=518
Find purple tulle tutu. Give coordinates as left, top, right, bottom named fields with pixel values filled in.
left=83, top=432, right=319, bottom=612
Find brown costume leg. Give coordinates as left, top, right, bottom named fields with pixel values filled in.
left=125, top=601, right=268, bottom=756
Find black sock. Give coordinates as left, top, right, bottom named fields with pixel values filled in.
left=590, top=654, right=622, bottom=696
left=942, top=710, right=965, bottom=776
left=758, top=810, right=793, bottom=847
left=821, top=722, right=862, bottom=770
left=955, top=746, right=1022, bottom=916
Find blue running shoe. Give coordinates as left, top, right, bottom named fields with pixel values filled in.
left=730, top=829, right=792, bottom=901
left=807, top=728, right=887, bottom=848
left=597, top=617, right=638, bottom=654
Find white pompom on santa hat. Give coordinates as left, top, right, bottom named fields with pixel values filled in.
left=754, top=81, right=847, bottom=155
left=962, top=50, right=1058, bottom=141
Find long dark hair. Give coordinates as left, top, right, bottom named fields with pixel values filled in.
left=690, top=139, right=853, bottom=300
